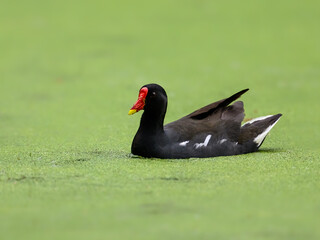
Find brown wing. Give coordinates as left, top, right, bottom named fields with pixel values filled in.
left=164, top=89, right=249, bottom=142
left=184, top=89, right=248, bottom=120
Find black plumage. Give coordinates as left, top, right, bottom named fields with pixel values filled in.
left=129, top=84, right=282, bottom=159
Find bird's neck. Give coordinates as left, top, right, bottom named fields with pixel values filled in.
left=138, top=110, right=166, bottom=134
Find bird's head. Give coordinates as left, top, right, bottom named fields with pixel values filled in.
left=128, top=84, right=167, bottom=115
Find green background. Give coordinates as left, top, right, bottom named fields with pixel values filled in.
left=1, top=0, right=319, bottom=239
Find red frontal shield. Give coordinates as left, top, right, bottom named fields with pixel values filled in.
left=128, top=87, right=148, bottom=115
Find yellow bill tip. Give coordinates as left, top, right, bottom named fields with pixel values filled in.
left=128, top=109, right=137, bottom=115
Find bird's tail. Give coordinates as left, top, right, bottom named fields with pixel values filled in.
left=239, top=114, right=282, bottom=148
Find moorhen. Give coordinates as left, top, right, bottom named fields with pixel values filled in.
left=128, top=84, right=282, bottom=159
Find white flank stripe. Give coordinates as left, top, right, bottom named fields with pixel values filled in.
left=218, top=139, right=227, bottom=144
left=242, top=115, right=273, bottom=126
left=179, top=141, right=189, bottom=146
left=203, top=135, right=211, bottom=146
left=195, top=135, right=212, bottom=149
left=254, top=118, right=280, bottom=147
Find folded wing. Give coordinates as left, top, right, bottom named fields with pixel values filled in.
left=164, top=89, right=249, bottom=142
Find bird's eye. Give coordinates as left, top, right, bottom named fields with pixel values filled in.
left=152, top=92, right=156, bottom=96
